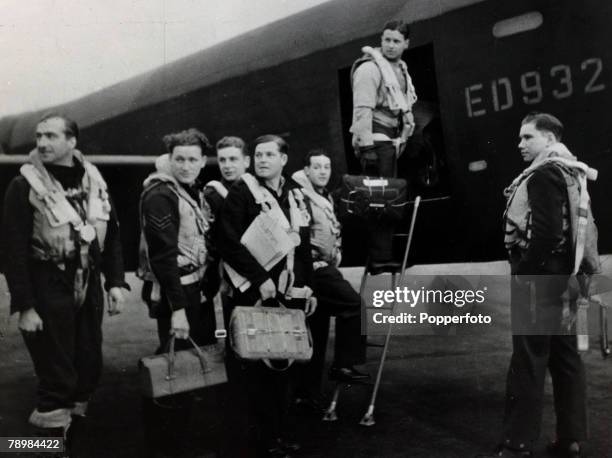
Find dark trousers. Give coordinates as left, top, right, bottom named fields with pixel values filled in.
left=502, top=273, right=588, bottom=450
left=221, top=293, right=244, bottom=384
left=297, top=265, right=366, bottom=397
left=144, top=282, right=218, bottom=456
left=226, top=291, right=298, bottom=448
left=355, top=141, right=402, bottom=262
left=366, top=217, right=397, bottom=263
left=154, top=282, right=217, bottom=352
left=358, top=141, right=396, bottom=178
left=243, top=361, right=291, bottom=447
left=22, top=263, right=104, bottom=412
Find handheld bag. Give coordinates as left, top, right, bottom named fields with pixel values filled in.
left=139, top=336, right=227, bottom=398
left=339, top=175, right=408, bottom=220
left=230, top=301, right=312, bottom=368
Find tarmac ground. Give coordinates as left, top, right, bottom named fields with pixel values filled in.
left=1, top=260, right=611, bottom=457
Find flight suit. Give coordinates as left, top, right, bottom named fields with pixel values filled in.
left=351, top=48, right=416, bottom=177
left=2, top=155, right=127, bottom=429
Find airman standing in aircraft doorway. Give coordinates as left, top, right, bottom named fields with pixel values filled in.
left=479, top=112, right=598, bottom=458
left=350, top=19, right=417, bottom=177
left=2, top=113, right=128, bottom=452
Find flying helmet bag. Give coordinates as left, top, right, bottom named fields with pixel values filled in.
left=339, top=175, right=408, bottom=221
left=139, top=337, right=227, bottom=398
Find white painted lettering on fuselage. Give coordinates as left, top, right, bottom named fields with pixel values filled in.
left=464, top=57, right=606, bottom=118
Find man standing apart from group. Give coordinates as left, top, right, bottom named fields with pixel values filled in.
left=2, top=113, right=127, bottom=444
left=291, top=149, right=367, bottom=408
left=480, top=113, right=598, bottom=458
left=350, top=19, right=417, bottom=177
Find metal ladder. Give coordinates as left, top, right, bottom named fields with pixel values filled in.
left=323, top=196, right=421, bottom=425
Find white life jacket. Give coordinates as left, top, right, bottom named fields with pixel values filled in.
left=20, top=150, right=110, bottom=264
left=224, top=173, right=312, bottom=300
left=137, top=154, right=211, bottom=285
left=504, top=143, right=600, bottom=275
left=351, top=46, right=417, bottom=138
left=291, top=170, right=341, bottom=265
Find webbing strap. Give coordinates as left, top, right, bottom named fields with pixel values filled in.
left=206, top=180, right=228, bottom=199
left=240, top=173, right=302, bottom=297
left=20, top=164, right=49, bottom=196
left=20, top=164, right=82, bottom=225
left=180, top=265, right=206, bottom=285
left=573, top=173, right=589, bottom=275
left=241, top=173, right=268, bottom=206
left=22, top=162, right=93, bottom=300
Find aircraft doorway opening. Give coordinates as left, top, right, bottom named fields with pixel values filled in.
left=338, top=42, right=450, bottom=200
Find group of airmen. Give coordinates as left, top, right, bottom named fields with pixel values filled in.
left=3, top=117, right=367, bottom=458
left=2, top=17, right=597, bottom=458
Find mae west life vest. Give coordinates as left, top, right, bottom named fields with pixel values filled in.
left=291, top=170, right=341, bottom=265
left=20, top=150, right=110, bottom=264
left=223, top=173, right=312, bottom=300
left=350, top=46, right=417, bottom=139
left=137, top=154, right=211, bottom=286
left=504, top=144, right=600, bottom=275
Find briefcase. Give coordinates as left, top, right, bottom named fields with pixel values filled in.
left=338, top=175, right=408, bottom=221
left=139, top=336, right=227, bottom=398
left=230, top=301, right=312, bottom=368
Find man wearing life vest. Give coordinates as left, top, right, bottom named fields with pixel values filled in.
left=480, top=113, right=598, bottom=458
left=138, top=128, right=213, bottom=350
left=350, top=20, right=417, bottom=177
left=138, top=129, right=214, bottom=457
left=202, top=136, right=250, bottom=306
left=2, top=113, right=127, bottom=444
left=217, top=135, right=316, bottom=457
left=202, top=136, right=250, bottom=391
left=291, top=149, right=367, bottom=408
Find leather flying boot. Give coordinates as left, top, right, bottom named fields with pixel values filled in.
left=329, top=366, right=370, bottom=382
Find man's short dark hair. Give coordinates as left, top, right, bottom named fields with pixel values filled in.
left=383, top=20, right=410, bottom=40
left=163, top=128, right=211, bottom=155
left=253, top=135, right=288, bottom=155
left=304, top=148, right=332, bottom=167
left=216, top=136, right=246, bottom=154
left=38, top=112, right=79, bottom=140
left=521, top=112, right=563, bottom=141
